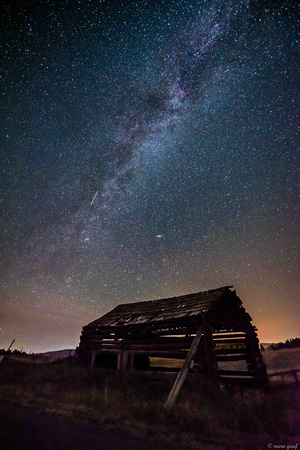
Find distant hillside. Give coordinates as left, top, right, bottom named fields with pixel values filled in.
left=36, top=349, right=75, bottom=359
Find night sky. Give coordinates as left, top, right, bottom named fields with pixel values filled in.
left=1, top=0, right=299, bottom=353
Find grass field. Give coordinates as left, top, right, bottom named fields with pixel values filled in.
left=0, top=350, right=299, bottom=449
left=262, top=347, right=300, bottom=373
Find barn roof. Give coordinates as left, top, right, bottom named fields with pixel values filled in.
left=85, top=286, right=240, bottom=330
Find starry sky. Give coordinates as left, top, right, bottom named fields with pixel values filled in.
left=1, top=0, right=299, bottom=353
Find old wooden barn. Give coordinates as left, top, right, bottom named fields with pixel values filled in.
left=76, top=286, right=268, bottom=388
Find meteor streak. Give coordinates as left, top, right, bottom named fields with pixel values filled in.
left=90, top=190, right=99, bottom=206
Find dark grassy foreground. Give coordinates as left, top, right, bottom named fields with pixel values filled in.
left=0, top=358, right=299, bottom=449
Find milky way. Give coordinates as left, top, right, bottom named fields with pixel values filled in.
left=1, top=0, right=299, bottom=351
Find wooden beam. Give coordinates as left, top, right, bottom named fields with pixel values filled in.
left=209, top=313, right=254, bottom=332
left=81, top=336, right=194, bottom=348
left=216, top=348, right=247, bottom=355
left=129, top=353, right=135, bottom=371
left=164, top=322, right=203, bottom=410
left=117, top=352, right=122, bottom=371
left=121, top=350, right=129, bottom=372
left=244, top=330, right=269, bottom=388
left=7, top=339, right=15, bottom=351
left=292, top=370, right=299, bottom=384
left=90, top=350, right=96, bottom=368
left=203, top=313, right=219, bottom=382
left=216, top=353, right=247, bottom=362
left=213, top=333, right=246, bottom=339
left=212, top=338, right=246, bottom=344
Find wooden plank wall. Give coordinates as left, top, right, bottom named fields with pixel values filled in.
left=77, top=322, right=268, bottom=387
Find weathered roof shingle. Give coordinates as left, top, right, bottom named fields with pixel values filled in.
left=85, top=286, right=234, bottom=329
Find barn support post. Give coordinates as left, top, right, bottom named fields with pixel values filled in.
left=129, top=353, right=135, bottom=370
left=202, top=314, right=219, bottom=382
left=121, top=349, right=129, bottom=372
left=164, top=321, right=203, bottom=410
left=245, top=328, right=269, bottom=388
left=117, top=351, right=122, bottom=371
left=90, top=350, right=97, bottom=368
left=292, top=370, right=299, bottom=384
left=117, top=348, right=129, bottom=372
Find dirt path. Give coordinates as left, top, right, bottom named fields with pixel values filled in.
left=0, top=401, right=189, bottom=450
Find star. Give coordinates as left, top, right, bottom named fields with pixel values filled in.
left=1, top=0, right=298, bottom=352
